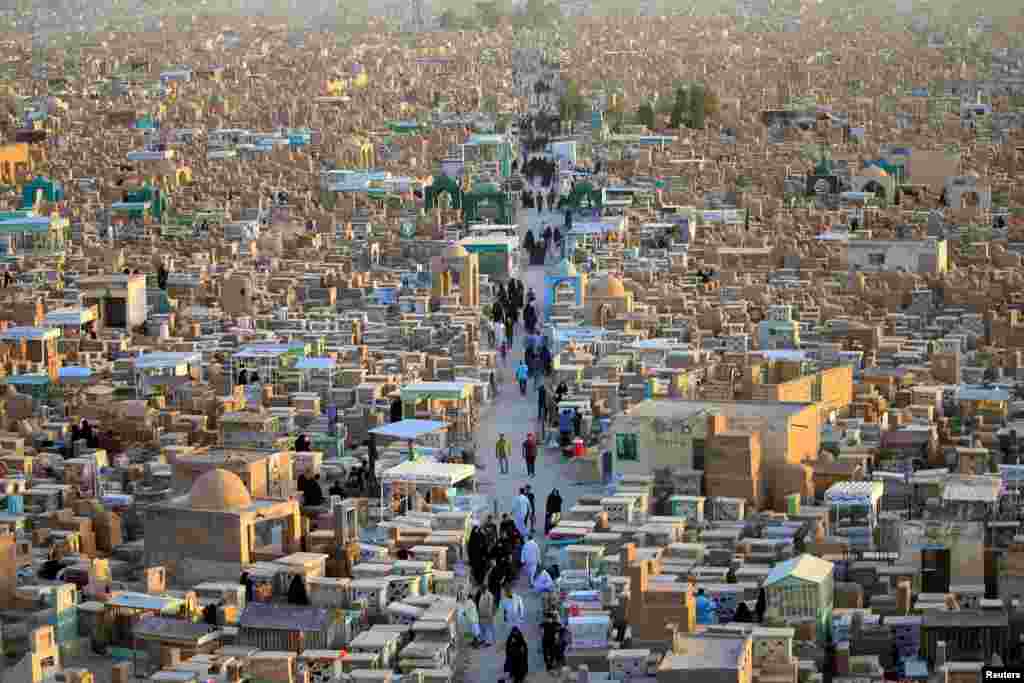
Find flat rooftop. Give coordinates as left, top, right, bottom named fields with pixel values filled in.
left=627, top=399, right=813, bottom=421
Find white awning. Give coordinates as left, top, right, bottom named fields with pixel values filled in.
left=369, top=419, right=447, bottom=441
left=294, top=357, right=336, bottom=371
left=381, top=460, right=476, bottom=487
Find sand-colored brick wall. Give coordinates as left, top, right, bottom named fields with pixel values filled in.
left=786, top=403, right=820, bottom=465
left=819, top=366, right=854, bottom=413
left=776, top=376, right=815, bottom=403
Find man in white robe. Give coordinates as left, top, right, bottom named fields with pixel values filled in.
left=513, top=489, right=530, bottom=537
left=521, top=534, right=540, bottom=585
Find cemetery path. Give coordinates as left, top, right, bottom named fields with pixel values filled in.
left=465, top=208, right=605, bottom=683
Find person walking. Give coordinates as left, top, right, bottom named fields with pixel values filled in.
left=558, top=408, right=574, bottom=449
left=524, top=484, right=536, bottom=531
left=541, top=611, right=562, bottom=671
left=545, top=488, right=563, bottom=534
left=496, top=433, right=511, bottom=475
left=469, top=524, right=487, bottom=585
left=522, top=433, right=538, bottom=478
left=523, top=303, right=536, bottom=336
left=507, top=301, right=520, bottom=333
left=504, top=627, right=530, bottom=683
left=485, top=560, right=503, bottom=605
left=513, top=488, right=530, bottom=537
left=537, top=382, right=548, bottom=423
left=477, top=588, right=496, bottom=646
left=521, top=533, right=540, bottom=586
left=500, top=589, right=527, bottom=647
left=492, top=295, right=505, bottom=324
left=515, top=360, right=529, bottom=396
left=531, top=342, right=545, bottom=390
left=458, top=590, right=484, bottom=648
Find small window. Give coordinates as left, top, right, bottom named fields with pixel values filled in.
left=868, top=253, right=886, bottom=266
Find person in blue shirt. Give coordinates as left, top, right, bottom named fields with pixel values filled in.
left=695, top=588, right=717, bottom=625
left=558, top=409, right=574, bottom=448
left=516, top=361, right=529, bottom=395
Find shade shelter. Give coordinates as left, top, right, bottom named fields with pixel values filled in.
left=379, top=459, right=477, bottom=520
left=370, top=420, right=449, bottom=518
left=370, top=419, right=448, bottom=443
left=3, top=373, right=51, bottom=403
left=227, top=343, right=306, bottom=399
left=294, top=357, right=336, bottom=399
left=370, top=418, right=448, bottom=458
left=0, top=326, right=61, bottom=379
left=101, top=591, right=190, bottom=673
left=381, top=460, right=476, bottom=487
left=56, top=365, right=93, bottom=414
left=43, top=306, right=98, bottom=338
left=133, top=352, right=202, bottom=400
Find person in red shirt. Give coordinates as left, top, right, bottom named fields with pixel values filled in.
left=522, top=433, right=538, bottom=478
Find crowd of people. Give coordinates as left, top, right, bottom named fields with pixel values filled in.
left=522, top=223, right=563, bottom=267
left=520, top=155, right=559, bottom=190
left=463, top=493, right=570, bottom=677
left=461, top=219, right=595, bottom=679
left=490, top=277, right=528, bottom=349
